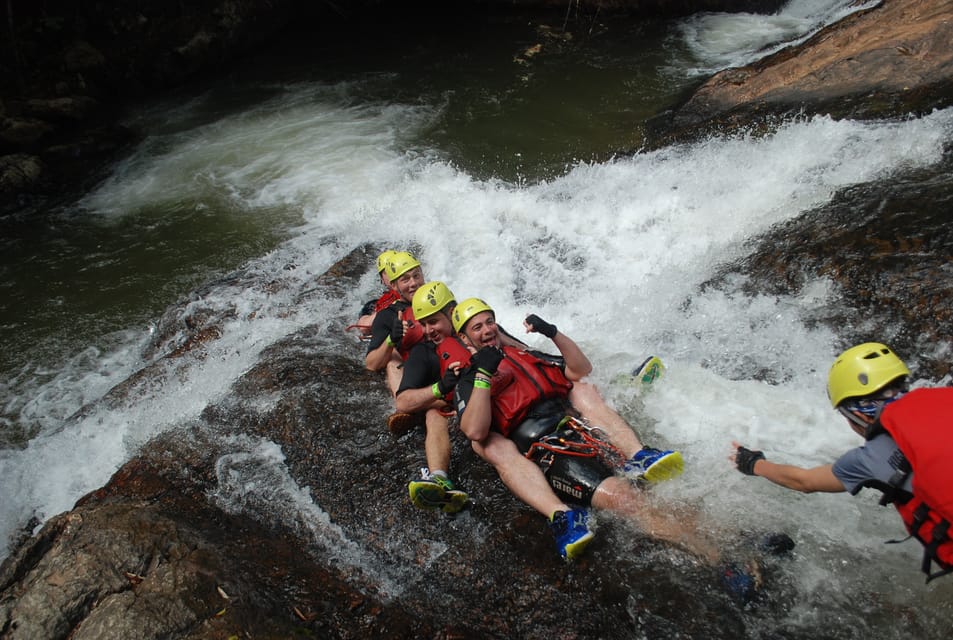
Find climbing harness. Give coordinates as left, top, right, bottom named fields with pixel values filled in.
left=525, top=415, right=627, bottom=471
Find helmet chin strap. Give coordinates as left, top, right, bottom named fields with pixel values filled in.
left=838, top=393, right=904, bottom=438
left=838, top=405, right=876, bottom=433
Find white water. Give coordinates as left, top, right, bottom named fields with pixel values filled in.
left=674, top=0, right=879, bottom=75
left=2, top=0, right=952, bottom=631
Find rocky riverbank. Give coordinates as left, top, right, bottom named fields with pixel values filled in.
left=660, top=0, right=953, bottom=382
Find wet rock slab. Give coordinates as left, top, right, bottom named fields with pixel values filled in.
left=708, top=151, right=953, bottom=382
left=664, top=0, right=953, bottom=140
left=0, top=247, right=761, bottom=639
left=3, top=206, right=951, bottom=639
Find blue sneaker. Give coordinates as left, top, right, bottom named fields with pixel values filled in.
left=549, top=509, right=594, bottom=560
left=624, top=446, right=684, bottom=482
left=721, top=561, right=762, bottom=605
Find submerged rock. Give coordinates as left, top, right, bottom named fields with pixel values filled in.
left=710, top=151, right=953, bottom=382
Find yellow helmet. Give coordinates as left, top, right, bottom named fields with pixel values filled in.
left=452, top=298, right=493, bottom=333
left=376, top=250, right=398, bottom=274
left=384, top=251, right=421, bottom=281
left=412, top=281, right=455, bottom=320
left=827, top=342, right=910, bottom=408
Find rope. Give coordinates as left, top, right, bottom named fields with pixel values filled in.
left=344, top=323, right=372, bottom=340
left=524, top=415, right=627, bottom=469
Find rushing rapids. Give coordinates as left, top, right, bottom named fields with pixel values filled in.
left=2, top=2, right=953, bottom=638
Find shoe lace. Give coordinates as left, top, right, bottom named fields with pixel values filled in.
left=549, top=511, right=569, bottom=536
left=432, top=476, right=453, bottom=491
left=422, top=470, right=454, bottom=491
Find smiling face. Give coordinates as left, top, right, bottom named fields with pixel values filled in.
left=461, top=310, right=500, bottom=348
left=393, top=266, right=424, bottom=302
left=419, top=311, right=453, bottom=344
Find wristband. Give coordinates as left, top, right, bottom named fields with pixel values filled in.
left=473, top=379, right=491, bottom=390
left=431, top=382, right=443, bottom=399
left=385, top=335, right=395, bottom=348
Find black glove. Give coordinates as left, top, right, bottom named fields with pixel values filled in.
left=436, top=366, right=460, bottom=397
left=526, top=314, right=557, bottom=339
left=735, top=446, right=765, bottom=476
left=471, top=346, right=504, bottom=376
left=386, top=315, right=404, bottom=348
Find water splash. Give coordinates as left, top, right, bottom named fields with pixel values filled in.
left=672, top=0, right=880, bottom=76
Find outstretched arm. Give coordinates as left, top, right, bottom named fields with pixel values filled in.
left=732, top=442, right=845, bottom=493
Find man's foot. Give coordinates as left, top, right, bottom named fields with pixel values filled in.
left=755, top=532, right=796, bottom=556
left=624, top=446, right=684, bottom=482
left=632, top=355, right=665, bottom=386
left=408, top=473, right=468, bottom=514
left=387, top=412, right=421, bottom=436
left=721, top=561, right=763, bottom=605
left=549, top=509, right=594, bottom=560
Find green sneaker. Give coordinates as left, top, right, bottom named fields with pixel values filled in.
left=632, top=355, right=665, bottom=386
left=408, top=473, right=468, bottom=514
left=612, top=355, right=666, bottom=388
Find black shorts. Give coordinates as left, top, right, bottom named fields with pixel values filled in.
left=545, top=452, right=614, bottom=506
left=509, top=401, right=614, bottom=507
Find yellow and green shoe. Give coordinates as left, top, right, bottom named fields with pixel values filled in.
left=408, top=475, right=468, bottom=514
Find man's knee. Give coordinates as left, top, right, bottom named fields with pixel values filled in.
left=425, top=409, right=449, bottom=430
left=591, top=475, right=643, bottom=511
left=472, top=433, right=518, bottom=465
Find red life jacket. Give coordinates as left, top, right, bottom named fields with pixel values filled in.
left=435, top=336, right=472, bottom=374
left=433, top=336, right=473, bottom=404
left=374, top=289, right=401, bottom=312
left=393, top=302, right=425, bottom=361
left=489, top=346, right=573, bottom=437
left=877, top=387, right=953, bottom=582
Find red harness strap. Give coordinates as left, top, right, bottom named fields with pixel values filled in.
left=524, top=416, right=626, bottom=470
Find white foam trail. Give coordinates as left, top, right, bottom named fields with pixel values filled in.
left=210, top=436, right=415, bottom=599
left=674, top=0, right=880, bottom=75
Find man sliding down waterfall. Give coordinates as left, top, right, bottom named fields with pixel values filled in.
left=447, top=297, right=686, bottom=551
left=362, top=250, right=465, bottom=440
left=394, top=281, right=560, bottom=515
left=397, top=285, right=792, bottom=602
left=446, top=297, right=797, bottom=602
left=733, top=343, right=953, bottom=583
left=350, top=249, right=401, bottom=341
